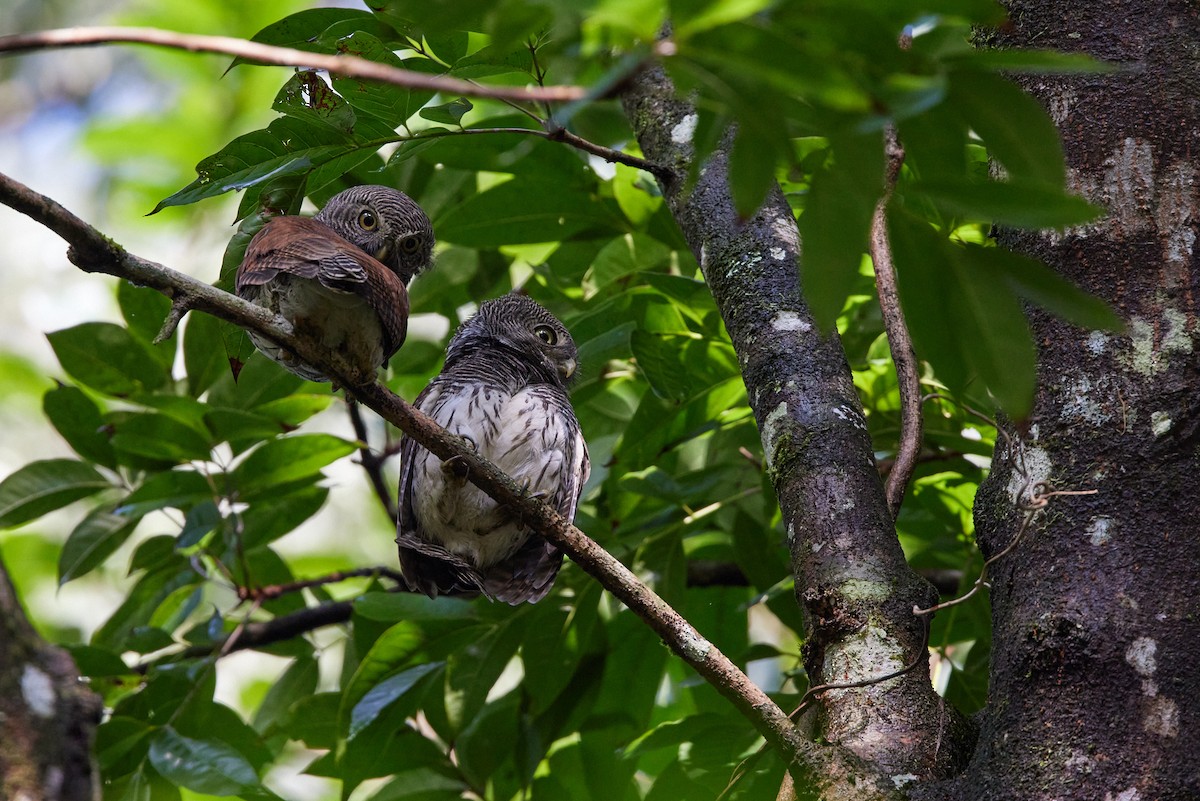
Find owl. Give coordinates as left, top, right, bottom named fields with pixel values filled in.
left=396, top=293, right=590, bottom=604
left=235, top=185, right=434, bottom=383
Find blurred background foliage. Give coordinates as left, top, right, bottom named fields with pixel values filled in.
left=0, top=0, right=1113, bottom=798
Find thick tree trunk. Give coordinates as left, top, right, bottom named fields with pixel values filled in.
left=623, top=66, right=972, bottom=785
left=0, top=556, right=101, bottom=801
left=921, top=1, right=1200, bottom=798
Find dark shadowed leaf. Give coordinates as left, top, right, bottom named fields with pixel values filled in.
left=115, top=471, right=212, bottom=517
left=229, top=434, right=356, bottom=494
left=148, top=728, right=259, bottom=797
left=437, top=179, right=622, bottom=247
left=43, top=384, right=116, bottom=468
left=965, top=245, right=1126, bottom=331
left=947, top=69, right=1066, bottom=187
left=235, top=8, right=394, bottom=65
left=912, top=180, right=1102, bottom=228
left=110, top=412, right=213, bottom=464
left=419, top=98, right=473, bottom=126
left=253, top=654, right=320, bottom=735
left=59, top=507, right=142, bottom=584
left=350, top=663, right=441, bottom=739
left=799, top=131, right=884, bottom=330
left=48, top=323, right=169, bottom=396
left=117, top=282, right=175, bottom=369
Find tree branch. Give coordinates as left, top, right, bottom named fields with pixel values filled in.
left=0, top=27, right=585, bottom=104
left=872, top=126, right=923, bottom=518
left=623, top=63, right=961, bottom=791
left=1, top=555, right=102, bottom=801
left=347, top=400, right=399, bottom=523
left=0, top=169, right=812, bottom=776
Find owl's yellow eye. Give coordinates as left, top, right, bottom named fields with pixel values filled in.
left=399, top=235, right=422, bottom=254
left=358, top=210, right=378, bottom=230
left=534, top=325, right=558, bottom=345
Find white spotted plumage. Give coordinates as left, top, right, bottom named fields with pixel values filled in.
left=396, top=294, right=589, bottom=605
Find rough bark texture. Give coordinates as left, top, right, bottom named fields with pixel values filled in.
left=919, top=1, right=1200, bottom=798
left=0, top=556, right=101, bottom=801
left=623, top=65, right=972, bottom=786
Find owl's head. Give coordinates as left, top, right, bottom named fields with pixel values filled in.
left=316, top=185, right=435, bottom=285
left=447, top=293, right=579, bottom=387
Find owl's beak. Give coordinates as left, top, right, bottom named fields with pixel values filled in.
left=373, top=243, right=392, bottom=264
left=560, top=357, right=577, bottom=380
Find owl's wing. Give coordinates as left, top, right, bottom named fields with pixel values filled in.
left=237, top=216, right=408, bottom=362
left=396, top=381, right=487, bottom=598
left=482, top=384, right=589, bottom=605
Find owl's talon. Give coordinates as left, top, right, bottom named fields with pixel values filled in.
left=442, top=455, right=470, bottom=481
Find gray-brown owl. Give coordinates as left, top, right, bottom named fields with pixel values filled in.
left=396, top=294, right=590, bottom=605
left=235, top=185, right=434, bottom=382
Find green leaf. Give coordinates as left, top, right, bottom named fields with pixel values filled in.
left=273, top=70, right=357, bottom=134
left=253, top=654, right=320, bottom=735
left=238, top=486, right=329, bottom=550
left=912, top=180, right=1103, bottom=229
left=445, top=618, right=526, bottom=731
left=43, top=384, right=116, bottom=468
left=949, top=246, right=1038, bottom=417
left=117, top=282, right=174, bottom=361
left=110, top=412, right=213, bottom=464
left=58, top=507, right=142, bottom=584
left=354, top=593, right=477, bottom=623
left=437, top=179, right=622, bottom=247
left=728, top=122, right=780, bottom=219
left=948, top=49, right=1115, bottom=75
left=0, top=459, right=110, bottom=529
left=888, top=210, right=970, bottom=394
left=947, top=69, right=1067, bottom=187
left=116, top=471, right=212, bottom=517
left=350, top=663, right=441, bottom=739
left=798, top=131, right=884, bottom=330
left=183, top=311, right=236, bottom=397
left=631, top=331, right=696, bottom=402
left=65, top=644, right=131, bottom=678
left=965, top=245, right=1125, bottom=332
left=419, top=98, right=473, bottom=126
left=153, top=116, right=375, bottom=213
left=229, top=434, right=356, bottom=494
left=674, top=0, right=775, bottom=38
left=147, top=727, right=259, bottom=797
left=237, top=8, right=393, bottom=64
left=47, top=323, right=169, bottom=396
left=331, top=34, right=440, bottom=127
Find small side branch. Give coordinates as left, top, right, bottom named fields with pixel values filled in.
left=347, top=400, right=399, bottom=523
left=872, top=127, right=922, bottom=518
left=0, top=27, right=585, bottom=104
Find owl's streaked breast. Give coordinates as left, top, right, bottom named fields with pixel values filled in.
left=411, top=380, right=575, bottom=568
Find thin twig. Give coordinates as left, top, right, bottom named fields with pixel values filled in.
left=0, top=168, right=812, bottom=773
left=235, top=565, right=406, bottom=603
left=914, top=482, right=1098, bottom=616
left=789, top=614, right=932, bottom=720
left=872, top=125, right=921, bottom=518
left=0, top=27, right=585, bottom=103
left=443, top=126, right=670, bottom=178
left=347, top=400, right=399, bottom=523
left=720, top=617, right=932, bottom=800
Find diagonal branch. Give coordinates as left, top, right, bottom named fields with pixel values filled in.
left=0, top=27, right=585, bottom=104
left=872, top=126, right=922, bottom=518
left=0, top=169, right=816, bottom=774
